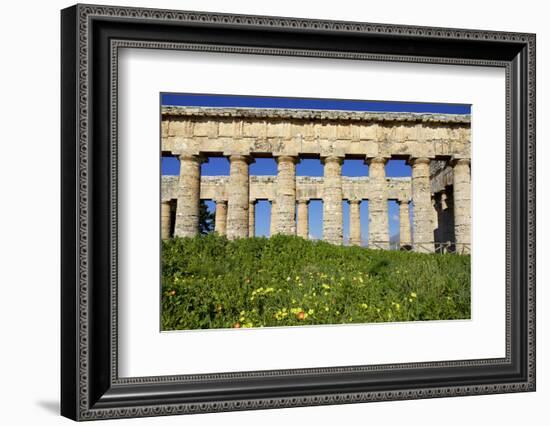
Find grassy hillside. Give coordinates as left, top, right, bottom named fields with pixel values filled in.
left=161, top=234, right=470, bottom=330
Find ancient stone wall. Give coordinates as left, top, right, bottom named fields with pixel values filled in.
left=161, top=106, right=471, bottom=253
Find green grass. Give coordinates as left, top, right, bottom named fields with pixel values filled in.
left=161, top=234, right=471, bottom=330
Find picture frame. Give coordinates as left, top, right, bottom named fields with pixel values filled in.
left=60, top=3, right=536, bottom=421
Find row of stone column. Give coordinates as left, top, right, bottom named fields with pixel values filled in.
left=162, top=194, right=411, bottom=247
left=167, top=153, right=470, bottom=253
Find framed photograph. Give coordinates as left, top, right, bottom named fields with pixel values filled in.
left=61, top=4, right=536, bottom=421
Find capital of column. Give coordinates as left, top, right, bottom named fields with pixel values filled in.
left=275, top=155, right=299, bottom=164
left=365, top=156, right=388, bottom=166
left=321, top=155, right=344, bottom=165
left=407, top=157, right=431, bottom=167
left=349, top=199, right=361, bottom=205
left=451, top=158, right=471, bottom=167
left=249, top=200, right=257, bottom=206
left=297, top=199, right=310, bottom=205
left=396, top=199, right=409, bottom=206
left=228, top=154, right=254, bottom=165
left=215, top=199, right=228, bottom=206
left=177, top=153, right=206, bottom=164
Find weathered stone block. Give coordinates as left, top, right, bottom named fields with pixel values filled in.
left=161, top=106, right=470, bottom=249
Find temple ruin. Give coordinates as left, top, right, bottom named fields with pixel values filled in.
left=161, top=106, right=471, bottom=253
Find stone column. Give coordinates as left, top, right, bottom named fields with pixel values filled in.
left=438, top=193, right=447, bottom=243
left=349, top=199, right=361, bottom=246
left=322, top=156, right=343, bottom=245
left=297, top=199, right=309, bottom=239
left=366, top=157, right=389, bottom=249
left=174, top=154, right=203, bottom=237
left=248, top=200, right=256, bottom=237
left=161, top=200, right=172, bottom=240
left=275, top=155, right=298, bottom=235
left=439, top=192, right=448, bottom=242
left=270, top=200, right=277, bottom=236
left=398, top=200, right=411, bottom=248
left=214, top=200, right=227, bottom=236
left=432, top=194, right=440, bottom=249
left=452, top=158, right=471, bottom=254
left=226, top=155, right=252, bottom=240
left=410, top=157, right=434, bottom=252
left=440, top=190, right=454, bottom=244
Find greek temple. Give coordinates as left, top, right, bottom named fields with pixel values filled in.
left=161, top=106, right=471, bottom=253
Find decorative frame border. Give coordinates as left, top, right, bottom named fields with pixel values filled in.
left=61, top=4, right=535, bottom=421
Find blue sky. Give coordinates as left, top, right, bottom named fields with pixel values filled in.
left=161, top=93, right=470, bottom=244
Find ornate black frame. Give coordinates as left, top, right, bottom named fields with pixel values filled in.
left=61, top=4, right=536, bottom=421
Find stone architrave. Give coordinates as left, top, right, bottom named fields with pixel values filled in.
left=297, top=199, right=309, bottom=239
left=249, top=200, right=256, bottom=237
left=452, top=158, right=471, bottom=253
left=174, top=154, right=203, bottom=237
left=398, top=200, right=411, bottom=248
left=410, top=157, right=434, bottom=252
left=366, top=157, right=389, bottom=249
left=161, top=201, right=172, bottom=240
left=275, top=155, right=298, bottom=235
left=226, top=155, right=252, bottom=240
left=349, top=199, right=361, bottom=246
left=322, top=156, right=344, bottom=245
left=214, top=200, right=227, bottom=236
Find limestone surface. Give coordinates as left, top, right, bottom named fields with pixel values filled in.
left=161, top=106, right=471, bottom=252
